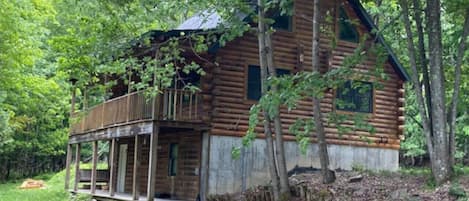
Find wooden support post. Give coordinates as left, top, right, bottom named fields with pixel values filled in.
left=74, top=143, right=81, bottom=192
left=200, top=131, right=210, bottom=201
left=109, top=139, right=117, bottom=197
left=132, top=135, right=141, bottom=200
left=91, top=141, right=98, bottom=194
left=147, top=125, right=159, bottom=200
left=65, top=144, right=72, bottom=190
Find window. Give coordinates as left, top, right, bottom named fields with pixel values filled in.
left=335, top=81, right=373, bottom=113
left=269, top=8, right=292, bottom=31
left=338, top=6, right=359, bottom=43
left=168, top=143, right=178, bottom=176
left=247, top=65, right=290, bottom=100
left=247, top=65, right=262, bottom=100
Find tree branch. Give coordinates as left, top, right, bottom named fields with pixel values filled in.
left=448, top=8, right=469, bottom=166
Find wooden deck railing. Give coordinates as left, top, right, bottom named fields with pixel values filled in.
left=70, top=89, right=202, bottom=135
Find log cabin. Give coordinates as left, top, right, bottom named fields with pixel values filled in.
left=64, top=0, right=410, bottom=200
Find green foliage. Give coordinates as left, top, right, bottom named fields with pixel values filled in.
left=449, top=182, right=467, bottom=198
left=400, top=87, right=427, bottom=158
left=0, top=0, right=70, bottom=180
left=362, top=0, right=469, bottom=164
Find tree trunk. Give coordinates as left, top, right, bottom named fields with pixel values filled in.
left=264, top=25, right=290, bottom=199
left=425, top=0, right=450, bottom=184
left=313, top=0, right=335, bottom=184
left=257, top=0, right=280, bottom=200
left=448, top=9, right=469, bottom=168
left=412, top=0, right=433, bottom=138
left=399, top=0, right=435, bottom=179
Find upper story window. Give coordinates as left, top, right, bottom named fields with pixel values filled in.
left=268, top=6, right=293, bottom=31
left=247, top=65, right=290, bottom=101
left=338, top=6, right=359, bottom=43
left=335, top=81, right=373, bottom=113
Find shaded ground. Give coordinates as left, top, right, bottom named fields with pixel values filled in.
left=289, top=170, right=469, bottom=201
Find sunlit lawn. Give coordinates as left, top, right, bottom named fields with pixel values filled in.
left=0, top=162, right=110, bottom=201
left=0, top=170, right=70, bottom=201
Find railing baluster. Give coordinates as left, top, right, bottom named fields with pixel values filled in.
left=169, top=90, right=173, bottom=120
left=189, top=93, right=193, bottom=120
left=163, top=90, right=168, bottom=120
left=195, top=93, right=198, bottom=120
left=173, top=89, right=177, bottom=121
left=126, top=93, right=130, bottom=123
left=179, top=91, right=183, bottom=120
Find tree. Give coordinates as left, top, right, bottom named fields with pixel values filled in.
left=312, top=0, right=335, bottom=184
left=256, top=0, right=282, bottom=199
left=255, top=0, right=292, bottom=199
left=0, top=0, right=70, bottom=180
left=398, top=0, right=469, bottom=183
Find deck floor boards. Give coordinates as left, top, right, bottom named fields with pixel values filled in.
left=74, top=189, right=184, bottom=201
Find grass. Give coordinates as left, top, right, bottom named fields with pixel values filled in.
left=0, top=163, right=107, bottom=201
left=0, top=170, right=71, bottom=201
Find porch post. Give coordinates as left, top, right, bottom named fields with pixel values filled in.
left=109, top=138, right=117, bottom=197
left=73, top=143, right=81, bottom=192
left=91, top=141, right=98, bottom=194
left=147, top=125, right=159, bottom=200
left=132, top=135, right=141, bottom=200
left=65, top=144, right=72, bottom=190
left=200, top=131, right=210, bottom=201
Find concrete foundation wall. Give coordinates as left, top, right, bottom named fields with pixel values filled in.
left=207, top=135, right=398, bottom=195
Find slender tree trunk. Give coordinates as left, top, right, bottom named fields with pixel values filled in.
left=258, top=0, right=280, bottom=200
left=412, top=0, right=433, bottom=138
left=399, top=0, right=435, bottom=179
left=426, top=0, right=450, bottom=184
left=448, top=9, right=469, bottom=167
left=313, top=0, right=335, bottom=184
left=264, top=26, right=290, bottom=199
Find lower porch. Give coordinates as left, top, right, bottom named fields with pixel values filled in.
left=65, top=123, right=210, bottom=201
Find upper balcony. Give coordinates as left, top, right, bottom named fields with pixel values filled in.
left=70, top=88, right=204, bottom=135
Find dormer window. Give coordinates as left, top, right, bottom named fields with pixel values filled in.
left=338, top=6, right=359, bottom=43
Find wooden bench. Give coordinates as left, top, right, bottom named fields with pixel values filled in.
left=79, top=169, right=110, bottom=189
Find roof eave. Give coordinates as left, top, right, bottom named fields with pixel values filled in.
left=348, top=0, right=411, bottom=82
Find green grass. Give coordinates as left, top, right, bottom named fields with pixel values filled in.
left=0, top=170, right=72, bottom=201
left=0, top=163, right=109, bottom=201
left=80, top=162, right=108, bottom=170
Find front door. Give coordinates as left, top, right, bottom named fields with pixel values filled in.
left=117, top=144, right=128, bottom=193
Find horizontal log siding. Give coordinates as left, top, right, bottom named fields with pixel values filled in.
left=210, top=0, right=404, bottom=150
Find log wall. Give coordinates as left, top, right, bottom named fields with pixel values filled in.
left=209, top=0, right=405, bottom=150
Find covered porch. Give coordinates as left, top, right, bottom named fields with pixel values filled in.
left=64, top=86, right=211, bottom=200
left=65, top=125, right=210, bottom=201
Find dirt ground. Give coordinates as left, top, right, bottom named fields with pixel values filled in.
left=289, top=171, right=469, bottom=201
